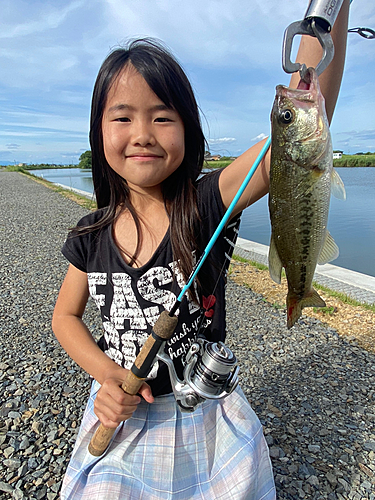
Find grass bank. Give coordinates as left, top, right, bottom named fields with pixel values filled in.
left=231, top=254, right=375, bottom=312
left=333, top=154, right=375, bottom=167
left=229, top=255, right=375, bottom=353
left=204, top=160, right=233, bottom=169
left=9, top=168, right=97, bottom=211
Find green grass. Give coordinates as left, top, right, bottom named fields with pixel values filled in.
left=313, top=306, right=336, bottom=315
left=204, top=160, right=233, bottom=170
left=311, top=281, right=375, bottom=313
left=271, top=302, right=285, bottom=310
left=3, top=165, right=26, bottom=172
left=3, top=163, right=77, bottom=171
left=19, top=169, right=97, bottom=211
left=231, top=253, right=375, bottom=312
left=333, top=154, right=375, bottom=168
left=231, top=253, right=268, bottom=271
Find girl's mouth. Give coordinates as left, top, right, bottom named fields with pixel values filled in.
left=127, top=153, right=162, bottom=160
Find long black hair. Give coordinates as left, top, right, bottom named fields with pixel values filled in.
left=84, top=38, right=206, bottom=291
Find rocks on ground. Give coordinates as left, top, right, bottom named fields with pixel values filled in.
left=0, top=172, right=374, bottom=499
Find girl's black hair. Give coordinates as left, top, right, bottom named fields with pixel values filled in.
left=83, top=38, right=206, bottom=295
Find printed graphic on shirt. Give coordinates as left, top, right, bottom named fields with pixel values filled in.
left=87, top=259, right=205, bottom=378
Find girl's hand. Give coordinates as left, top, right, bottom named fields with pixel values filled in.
left=94, top=373, right=154, bottom=428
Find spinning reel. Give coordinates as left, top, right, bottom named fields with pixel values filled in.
left=157, top=337, right=239, bottom=412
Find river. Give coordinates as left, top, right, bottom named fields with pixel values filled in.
left=30, top=167, right=375, bottom=278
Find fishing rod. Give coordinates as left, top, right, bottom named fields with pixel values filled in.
left=169, top=136, right=272, bottom=316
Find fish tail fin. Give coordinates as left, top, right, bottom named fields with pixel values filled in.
left=287, top=288, right=326, bottom=328
left=286, top=296, right=303, bottom=329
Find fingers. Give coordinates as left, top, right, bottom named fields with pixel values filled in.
left=138, top=382, right=154, bottom=404
left=94, top=378, right=142, bottom=428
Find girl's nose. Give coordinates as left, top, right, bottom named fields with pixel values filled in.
left=131, top=120, right=156, bottom=147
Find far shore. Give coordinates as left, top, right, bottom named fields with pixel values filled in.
left=3, top=152, right=375, bottom=171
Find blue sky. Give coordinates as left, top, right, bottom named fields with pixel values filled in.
left=1, top=0, right=374, bottom=165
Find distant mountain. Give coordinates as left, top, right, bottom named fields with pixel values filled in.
left=0, top=161, right=12, bottom=166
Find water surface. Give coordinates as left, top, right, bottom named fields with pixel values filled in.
left=30, top=167, right=375, bottom=277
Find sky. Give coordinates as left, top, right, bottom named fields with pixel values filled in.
left=1, top=0, right=374, bottom=165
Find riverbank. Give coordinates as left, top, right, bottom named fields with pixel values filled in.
left=4, top=152, right=375, bottom=172
left=1, top=171, right=374, bottom=499
left=232, top=238, right=375, bottom=353
left=333, top=155, right=375, bottom=168
left=16, top=165, right=375, bottom=278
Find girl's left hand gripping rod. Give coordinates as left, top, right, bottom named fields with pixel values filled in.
left=88, top=310, right=178, bottom=456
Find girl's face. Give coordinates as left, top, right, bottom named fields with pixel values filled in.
left=102, top=65, right=185, bottom=196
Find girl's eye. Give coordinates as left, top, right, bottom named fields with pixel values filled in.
left=115, top=117, right=130, bottom=122
left=155, top=117, right=172, bottom=123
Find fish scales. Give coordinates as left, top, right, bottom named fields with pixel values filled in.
left=270, top=157, right=331, bottom=293
left=268, top=67, right=344, bottom=328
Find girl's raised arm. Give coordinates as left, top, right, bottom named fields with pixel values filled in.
left=219, top=0, right=350, bottom=214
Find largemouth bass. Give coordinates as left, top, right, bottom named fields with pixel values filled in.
left=268, top=67, right=345, bottom=328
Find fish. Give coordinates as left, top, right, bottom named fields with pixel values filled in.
left=268, top=67, right=346, bottom=328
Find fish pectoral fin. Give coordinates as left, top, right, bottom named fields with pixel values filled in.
left=287, top=289, right=326, bottom=328
left=318, top=231, right=339, bottom=265
left=331, top=169, right=346, bottom=200
left=268, top=234, right=283, bottom=284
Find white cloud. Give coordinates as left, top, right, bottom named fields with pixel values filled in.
left=251, top=133, right=268, bottom=142
left=101, top=0, right=284, bottom=71
left=208, top=137, right=237, bottom=145
left=0, top=0, right=375, bottom=162
left=0, top=1, right=86, bottom=39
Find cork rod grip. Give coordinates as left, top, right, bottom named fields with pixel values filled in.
left=88, top=371, right=145, bottom=457
left=88, top=311, right=178, bottom=457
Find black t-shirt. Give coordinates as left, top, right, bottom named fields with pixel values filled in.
left=62, top=169, right=241, bottom=396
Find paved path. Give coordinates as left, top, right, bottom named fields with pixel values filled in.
left=235, top=238, right=375, bottom=305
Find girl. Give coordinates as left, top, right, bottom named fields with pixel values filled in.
left=53, top=4, right=348, bottom=498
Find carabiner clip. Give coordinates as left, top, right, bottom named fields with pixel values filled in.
left=282, top=18, right=334, bottom=82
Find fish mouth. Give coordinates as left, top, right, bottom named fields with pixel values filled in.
left=297, top=67, right=318, bottom=90
left=296, top=79, right=310, bottom=91
left=276, top=67, right=319, bottom=102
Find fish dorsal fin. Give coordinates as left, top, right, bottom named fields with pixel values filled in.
left=318, top=230, right=339, bottom=265
left=268, top=234, right=283, bottom=284
left=331, top=169, right=346, bottom=200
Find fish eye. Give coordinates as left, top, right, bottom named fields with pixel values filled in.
left=279, top=109, right=294, bottom=124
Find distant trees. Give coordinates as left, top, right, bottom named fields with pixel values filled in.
left=24, top=163, right=75, bottom=170
left=78, top=150, right=92, bottom=169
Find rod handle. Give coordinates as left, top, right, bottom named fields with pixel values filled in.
left=88, top=370, right=145, bottom=457
left=88, top=311, right=178, bottom=457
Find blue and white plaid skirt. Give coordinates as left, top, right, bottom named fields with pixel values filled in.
left=61, top=381, right=275, bottom=500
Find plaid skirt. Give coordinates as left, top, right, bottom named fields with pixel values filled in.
left=60, top=381, right=275, bottom=500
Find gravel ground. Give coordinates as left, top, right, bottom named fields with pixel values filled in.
left=1, top=171, right=374, bottom=499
